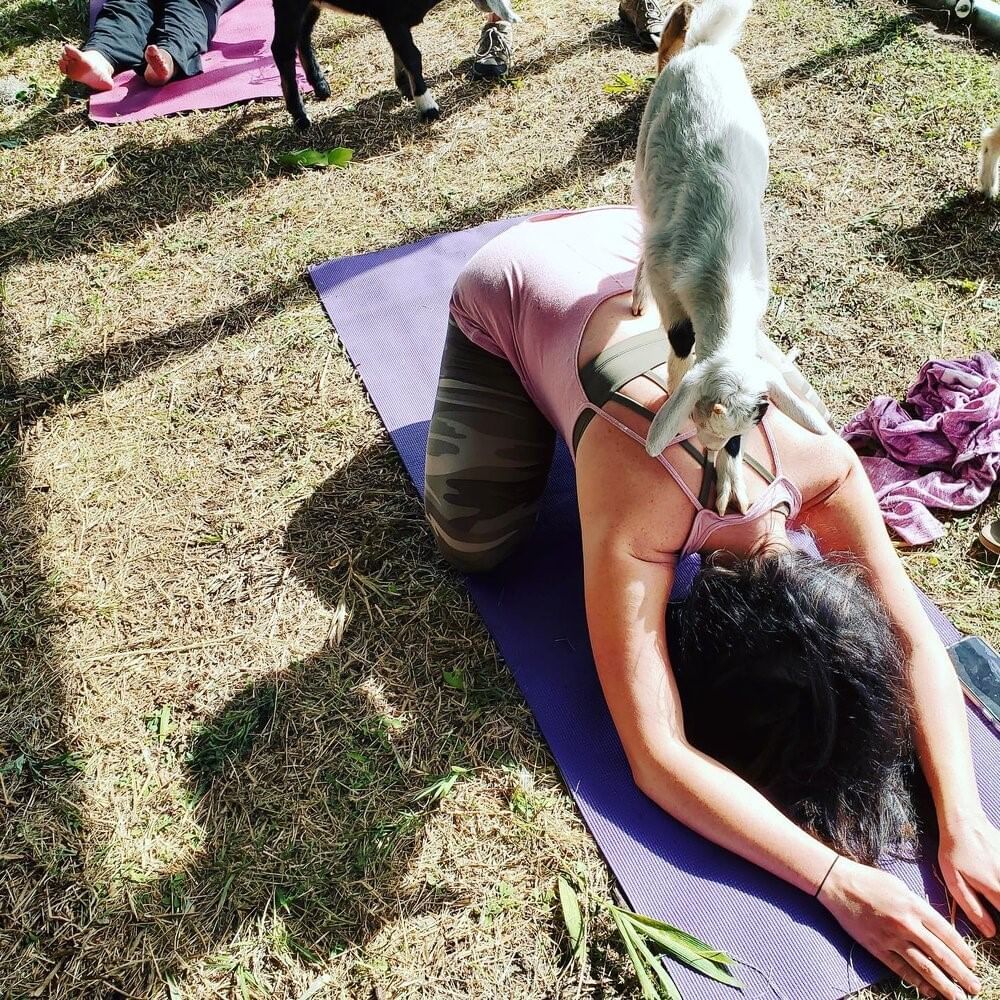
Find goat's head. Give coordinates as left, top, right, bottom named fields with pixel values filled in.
left=645, top=355, right=827, bottom=457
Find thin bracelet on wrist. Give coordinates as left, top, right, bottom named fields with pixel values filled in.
left=814, top=855, right=839, bottom=898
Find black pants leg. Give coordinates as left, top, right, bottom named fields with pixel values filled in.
left=149, top=0, right=245, bottom=77
left=86, top=0, right=245, bottom=79
left=84, top=0, right=156, bottom=73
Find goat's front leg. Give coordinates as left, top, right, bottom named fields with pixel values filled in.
left=381, top=21, right=439, bottom=121
left=665, top=316, right=695, bottom=395
left=297, top=3, right=331, bottom=101
left=272, top=0, right=312, bottom=130
left=714, top=436, right=749, bottom=515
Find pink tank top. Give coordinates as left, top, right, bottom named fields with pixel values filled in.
left=449, top=206, right=802, bottom=558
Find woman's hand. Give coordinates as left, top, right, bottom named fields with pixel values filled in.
left=939, top=812, right=1000, bottom=940
left=818, top=857, right=980, bottom=999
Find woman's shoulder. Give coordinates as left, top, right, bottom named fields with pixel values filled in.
left=767, top=408, right=856, bottom=506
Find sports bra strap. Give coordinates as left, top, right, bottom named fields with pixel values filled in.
left=578, top=328, right=668, bottom=407
left=574, top=332, right=778, bottom=508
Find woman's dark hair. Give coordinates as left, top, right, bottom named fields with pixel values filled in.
left=669, top=549, right=920, bottom=865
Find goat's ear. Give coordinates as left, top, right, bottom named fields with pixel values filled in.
left=657, top=2, right=692, bottom=73
left=764, top=367, right=829, bottom=436
left=646, top=368, right=700, bottom=456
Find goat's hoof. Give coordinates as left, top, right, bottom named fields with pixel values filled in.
left=420, top=106, right=441, bottom=122
left=293, top=113, right=311, bottom=132
left=313, top=78, right=331, bottom=101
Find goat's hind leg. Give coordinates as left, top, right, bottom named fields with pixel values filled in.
left=381, top=21, right=439, bottom=121
left=298, top=2, right=331, bottom=100
left=714, top=436, right=749, bottom=516
left=631, top=256, right=652, bottom=316
left=980, top=123, right=1000, bottom=200
left=644, top=259, right=694, bottom=393
left=272, top=0, right=312, bottom=130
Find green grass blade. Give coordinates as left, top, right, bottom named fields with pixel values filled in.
left=610, top=906, right=660, bottom=1000
left=619, top=909, right=743, bottom=988
left=629, top=926, right=683, bottom=1000
left=557, top=876, right=585, bottom=965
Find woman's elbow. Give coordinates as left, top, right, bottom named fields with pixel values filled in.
left=627, top=737, right=691, bottom=802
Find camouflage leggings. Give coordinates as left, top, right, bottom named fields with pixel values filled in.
left=425, top=318, right=556, bottom=573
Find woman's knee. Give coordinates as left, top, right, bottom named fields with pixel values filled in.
left=425, top=509, right=514, bottom=574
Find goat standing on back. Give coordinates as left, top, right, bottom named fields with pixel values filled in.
left=632, top=0, right=828, bottom=514
left=271, top=0, right=518, bottom=131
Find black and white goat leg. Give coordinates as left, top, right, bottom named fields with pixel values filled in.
left=272, top=0, right=311, bottom=131
left=297, top=3, right=331, bottom=101
left=645, top=262, right=694, bottom=394
left=381, top=21, right=439, bottom=121
left=714, top=435, right=749, bottom=516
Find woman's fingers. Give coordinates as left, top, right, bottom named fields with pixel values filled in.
left=920, top=901, right=978, bottom=968
left=912, top=923, right=981, bottom=996
left=945, top=870, right=997, bottom=939
left=883, top=950, right=936, bottom=998
left=899, top=944, right=973, bottom=1000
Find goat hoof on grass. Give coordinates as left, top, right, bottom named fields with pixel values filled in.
left=420, top=106, right=441, bottom=122
left=293, top=113, right=311, bottom=132
left=313, top=79, right=331, bottom=101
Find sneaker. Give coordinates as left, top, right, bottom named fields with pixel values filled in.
left=472, top=19, right=513, bottom=79
left=619, top=0, right=666, bottom=50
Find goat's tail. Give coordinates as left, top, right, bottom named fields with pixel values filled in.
left=682, top=0, right=752, bottom=51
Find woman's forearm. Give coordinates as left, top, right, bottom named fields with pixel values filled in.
left=632, top=739, right=837, bottom=894
left=907, top=636, right=983, bottom=833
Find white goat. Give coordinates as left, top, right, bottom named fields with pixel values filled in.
left=980, top=120, right=1000, bottom=200
left=631, top=0, right=827, bottom=514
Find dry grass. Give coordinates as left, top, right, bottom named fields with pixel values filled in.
left=1, top=0, right=998, bottom=995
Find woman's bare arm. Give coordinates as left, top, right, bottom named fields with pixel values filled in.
left=802, top=439, right=982, bottom=839
left=581, top=528, right=840, bottom=893
left=580, top=478, right=979, bottom=998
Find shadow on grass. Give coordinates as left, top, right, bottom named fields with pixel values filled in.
left=0, top=271, right=311, bottom=993
left=0, top=315, right=96, bottom=996
left=756, top=13, right=917, bottom=96
left=870, top=191, right=1000, bottom=280
left=0, top=26, right=604, bottom=269
left=0, top=55, right=646, bottom=991
left=45, top=441, right=531, bottom=994
left=0, top=0, right=88, bottom=55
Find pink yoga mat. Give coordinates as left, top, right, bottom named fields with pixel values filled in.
left=88, top=0, right=308, bottom=124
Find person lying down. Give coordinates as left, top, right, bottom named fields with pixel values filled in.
left=59, top=0, right=244, bottom=92
left=424, top=206, right=1000, bottom=1000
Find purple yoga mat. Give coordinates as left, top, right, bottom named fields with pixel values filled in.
left=309, top=218, right=1000, bottom=1000
left=87, top=0, right=307, bottom=124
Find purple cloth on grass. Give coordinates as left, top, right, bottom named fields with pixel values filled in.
left=842, top=353, right=1000, bottom=544
left=309, top=219, right=999, bottom=1000
left=88, top=0, right=308, bottom=124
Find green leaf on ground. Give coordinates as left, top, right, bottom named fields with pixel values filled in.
left=442, top=667, right=465, bottom=690
left=602, top=71, right=654, bottom=95
left=415, top=765, right=470, bottom=804
left=277, top=147, right=354, bottom=169
left=557, top=875, right=586, bottom=965
left=611, top=905, right=661, bottom=999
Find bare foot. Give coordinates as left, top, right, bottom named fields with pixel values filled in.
left=58, top=44, right=114, bottom=91
left=143, top=45, right=176, bottom=86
